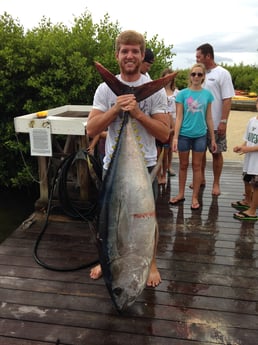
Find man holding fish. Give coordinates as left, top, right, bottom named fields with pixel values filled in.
left=86, top=30, right=176, bottom=304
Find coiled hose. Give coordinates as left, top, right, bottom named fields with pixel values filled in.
left=33, top=149, right=102, bottom=272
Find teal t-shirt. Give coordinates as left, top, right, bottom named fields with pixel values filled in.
left=176, top=88, right=214, bottom=138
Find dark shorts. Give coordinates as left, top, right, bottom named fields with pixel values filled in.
left=156, top=139, right=170, bottom=148
left=243, top=173, right=258, bottom=188
left=207, top=130, right=227, bottom=153
left=178, top=134, right=207, bottom=152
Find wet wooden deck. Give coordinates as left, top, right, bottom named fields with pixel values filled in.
left=0, top=159, right=258, bottom=345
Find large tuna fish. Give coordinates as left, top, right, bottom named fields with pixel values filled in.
left=94, top=62, right=177, bottom=311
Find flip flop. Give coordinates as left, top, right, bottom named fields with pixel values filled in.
left=168, top=198, right=185, bottom=205
left=233, top=211, right=258, bottom=221
left=167, top=170, right=176, bottom=176
left=231, top=201, right=249, bottom=210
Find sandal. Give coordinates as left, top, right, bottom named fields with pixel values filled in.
left=168, top=197, right=185, bottom=205
left=233, top=211, right=258, bottom=221
left=231, top=201, right=249, bottom=210
left=167, top=169, right=176, bottom=176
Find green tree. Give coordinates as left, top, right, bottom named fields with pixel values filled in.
left=225, top=63, right=258, bottom=93
left=0, top=13, right=27, bottom=120
left=0, top=11, right=176, bottom=189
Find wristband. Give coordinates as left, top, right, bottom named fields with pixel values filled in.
left=220, top=119, right=227, bottom=124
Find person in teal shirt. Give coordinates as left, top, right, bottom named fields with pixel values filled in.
left=169, top=63, right=217, bottom=210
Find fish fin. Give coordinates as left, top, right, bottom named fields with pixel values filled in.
left=134, top=72, right=178, bottom=102
left=95, top=61, right=178, bottom=101
left=94, top=61, right=132, bottom=95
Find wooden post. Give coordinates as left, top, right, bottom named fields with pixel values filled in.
left=35, top=156, right=49, bottom=209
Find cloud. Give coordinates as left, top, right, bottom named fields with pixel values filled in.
left=174, top=26, right=258, bottom=54
left=1, top=0, right=258, bottom=69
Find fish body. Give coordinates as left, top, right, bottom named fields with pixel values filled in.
left=97, top=113, right=156, bottom=311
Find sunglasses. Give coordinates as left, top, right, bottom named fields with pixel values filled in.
left=191, top=72, right=203, bottom=77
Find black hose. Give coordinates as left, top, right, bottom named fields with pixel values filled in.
left=33, top=150, right=102, bottom=272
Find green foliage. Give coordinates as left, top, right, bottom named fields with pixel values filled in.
left=0, top=13, right=28, bottom=120
left=144, top=34, right=175, bottom=79
left=0, top=10, right=257, bottom=189
left=172, top=69, right=190, bottom=90
left=225, top=63, right=258, bottom=93
left=0, top=121, right=37, bottom=188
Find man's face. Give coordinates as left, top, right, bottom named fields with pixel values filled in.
left=196, top=49, right=209, bottom=69
left=116, top=44, right=144, bottom=75
left=196, top=49, right=205, bottom=64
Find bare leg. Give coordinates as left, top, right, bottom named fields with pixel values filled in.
left=201, top=151, right=206, bottom=184
left=189, top=151, right=206, bottom=189
left=159, top=147, right=169, bottom=184
left=147, top=223, right=161, bottom=287
left=191, top=151, right=204, bottom=207
left=244, top=180, right=252, bottom=205
left=157, top=146, right=163, bottom=184
left=167, top=146, right=172, bottom=172
left=167, top=133, right=176, bottom=175
left=247, top=187, right=258, bottom=216
left=169, top=151, right=189, bottom=202
left=212, top=152, right=223, bottom=196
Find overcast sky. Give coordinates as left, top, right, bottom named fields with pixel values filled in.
left=1, top=0, right=258, bottom=68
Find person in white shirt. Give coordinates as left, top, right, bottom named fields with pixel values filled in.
left=232, top=97, right=258, bottom=221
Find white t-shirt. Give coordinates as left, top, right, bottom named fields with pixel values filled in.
left=203, top=66, right=235, bottom=129
left=92, top=74, right=168, bottom=169
left=167, top=88, right=179, bottom=121
left=242, top=116, right=258, bottom=175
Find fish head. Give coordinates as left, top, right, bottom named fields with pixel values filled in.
left=109, top=254, right=151, bottom=311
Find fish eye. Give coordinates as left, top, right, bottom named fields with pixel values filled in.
left=113, top=287, right=123, bottom=296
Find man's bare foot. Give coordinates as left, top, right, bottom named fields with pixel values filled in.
left=146, top=262, right=161, bottom=287
left=212, top=184, right=220, bottom=196
left=90, top=264, right=102, bottom=280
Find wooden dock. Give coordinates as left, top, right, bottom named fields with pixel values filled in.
left=0, top=160, right=258, bottom=345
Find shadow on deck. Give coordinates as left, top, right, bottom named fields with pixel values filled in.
left=0, top=160, right=258, bottom=345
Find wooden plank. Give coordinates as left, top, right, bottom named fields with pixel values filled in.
left=0, top=161, right=258, bottom=345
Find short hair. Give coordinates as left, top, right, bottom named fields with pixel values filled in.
left=115, top=30, right=145, bottom=54
left=196, top=43, right=214, bottom=59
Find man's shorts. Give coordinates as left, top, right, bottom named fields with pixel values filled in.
left=207, top=130, right=227, bottom=153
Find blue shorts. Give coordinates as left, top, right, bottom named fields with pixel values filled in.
left=178, top=134, right=207, bottom=152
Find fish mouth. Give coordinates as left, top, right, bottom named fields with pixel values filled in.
left=112, top=286, right=138, bottom=312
